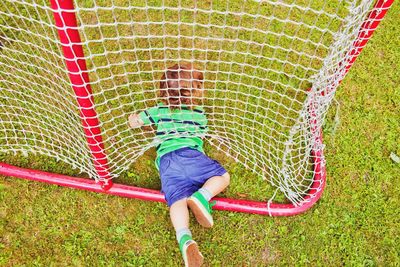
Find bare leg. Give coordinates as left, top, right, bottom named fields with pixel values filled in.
left=170, top=198, right=204, bottom=267
left=169, top=198, right=190, bottom=231
left=201, top=172, right=230, bottom=198
left=187, top=173, right=230, bottom=228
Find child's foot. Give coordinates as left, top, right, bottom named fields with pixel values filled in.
left=179, top=234, right=204, bottom=267
left=187, top=191, right=214, bottom=228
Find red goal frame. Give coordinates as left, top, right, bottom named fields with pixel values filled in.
left=0, top=0, right=394, bottom=216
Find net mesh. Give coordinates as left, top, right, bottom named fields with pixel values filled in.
left=0, top=0, right=379, bottom=204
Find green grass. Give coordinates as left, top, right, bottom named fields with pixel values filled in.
left=1, top=0, right=399, bottom=266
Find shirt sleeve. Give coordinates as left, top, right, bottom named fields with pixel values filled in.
left=199, top=113, right=208, bottom=127
left=194, top=106, right=208, bottom=127
left=138, top=107, right=159, bottom=126
left=195, top=109, right=208, bottom=134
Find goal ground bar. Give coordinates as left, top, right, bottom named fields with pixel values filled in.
left=0, top=154, right=325, bottom=216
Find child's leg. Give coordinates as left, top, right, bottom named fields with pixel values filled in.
left=187, top=172, right=230, bottom=228
left=170, top=198, right=204, bottom=267
left=170, top=198, right=190, bottom=231
left=200, top=172, right=230, bottom=198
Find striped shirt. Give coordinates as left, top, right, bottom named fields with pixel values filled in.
left=139, top=103, right=208, bottom=168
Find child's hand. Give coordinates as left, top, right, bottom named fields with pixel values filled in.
left=128, top=114, right=144, bottom=128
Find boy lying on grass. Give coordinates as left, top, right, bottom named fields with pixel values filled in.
left=129, top=63, right=230, bottom=267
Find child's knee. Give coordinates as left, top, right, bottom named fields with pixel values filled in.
left=222, top=172, right=230, bottom=185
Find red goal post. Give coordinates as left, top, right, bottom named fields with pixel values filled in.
left=0, top=0, right=394, bottom=216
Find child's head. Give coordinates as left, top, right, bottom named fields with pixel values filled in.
left=159, top=63, right=204, bottom=108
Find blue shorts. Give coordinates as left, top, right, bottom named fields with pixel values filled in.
left=159, top=147, right=227, bottom=206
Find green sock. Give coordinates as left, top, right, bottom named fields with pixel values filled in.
left=176, top=227, right=192, bottom=242
left=198, top=188, right=212, bottom=201
left=177, top=228, right=193, bottom=252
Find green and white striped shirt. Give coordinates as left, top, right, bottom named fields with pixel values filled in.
left=139, top=103, right=208, bottom=168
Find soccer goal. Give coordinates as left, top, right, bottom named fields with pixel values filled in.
left=0, top=0, right=393, bottom=216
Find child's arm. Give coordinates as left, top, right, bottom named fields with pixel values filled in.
left=128, top=113, right=144, bottom=128
left=129, top=107, right=159, bottom=128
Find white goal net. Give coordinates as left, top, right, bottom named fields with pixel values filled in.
left=0, top=0, right=380, bottom=204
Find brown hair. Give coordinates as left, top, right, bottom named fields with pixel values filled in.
left=158, top=63, right=204, bottom=109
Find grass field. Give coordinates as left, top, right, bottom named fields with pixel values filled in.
left=1, top=0, right=399, bottom=266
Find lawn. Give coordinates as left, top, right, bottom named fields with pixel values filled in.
left=0, top=0, right=399, bottom=266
